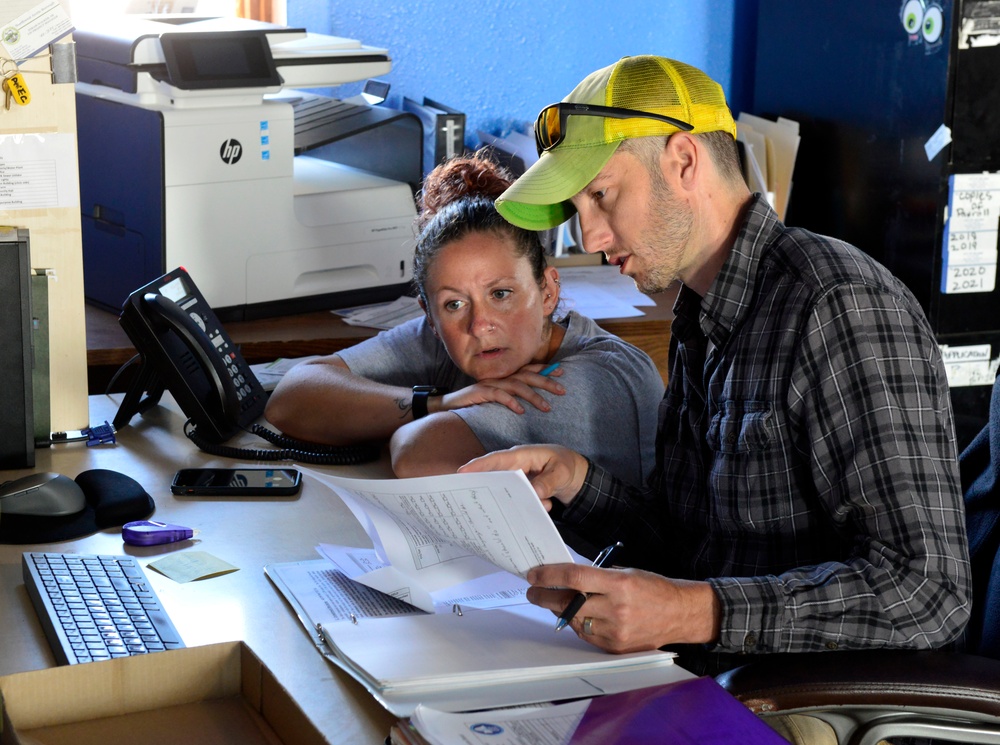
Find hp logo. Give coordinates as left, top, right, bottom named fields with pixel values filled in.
left=220, top=139, right=243, bottom=164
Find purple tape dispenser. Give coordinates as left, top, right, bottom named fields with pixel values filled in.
left=122, top=520, right=194, bottom=546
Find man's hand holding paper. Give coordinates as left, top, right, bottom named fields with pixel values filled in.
left=458, top=443, right=591, bottom=510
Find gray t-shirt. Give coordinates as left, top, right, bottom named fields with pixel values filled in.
left=337, top=311, right=664, bottom=487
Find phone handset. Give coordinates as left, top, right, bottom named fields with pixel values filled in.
left=140, top=292, right=241, bottom=426
left=115, top=267, right=376, bottom=464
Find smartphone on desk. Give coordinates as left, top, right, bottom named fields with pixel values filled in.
left=170, top=468, right=302, bottom=497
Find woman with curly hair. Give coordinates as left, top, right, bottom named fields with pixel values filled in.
left=265, top=152, right=663, bottom=484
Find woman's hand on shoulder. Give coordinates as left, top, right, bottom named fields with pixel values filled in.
left=441, top=364, right=565, bottom=415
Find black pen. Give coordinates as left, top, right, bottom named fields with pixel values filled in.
left=554, top=541, right=623, bottom=632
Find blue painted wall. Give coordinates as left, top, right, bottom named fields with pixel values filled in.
left=287, top=0, right=758, bottom=145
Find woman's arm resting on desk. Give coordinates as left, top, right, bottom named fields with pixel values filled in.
left=264, top=356, right=421, bottom=445
left=266, top=357, right=566, bottom=446
left=390, top=413, right=487, bottom=477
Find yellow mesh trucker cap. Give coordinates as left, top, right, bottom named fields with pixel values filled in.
left=496, top=56, right=736, bottom=231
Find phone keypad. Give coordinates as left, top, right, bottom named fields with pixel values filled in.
left=214, top=341, right=260, bottom=412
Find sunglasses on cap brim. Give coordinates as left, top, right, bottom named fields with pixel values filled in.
left=534, top=102, right=695, bottom=155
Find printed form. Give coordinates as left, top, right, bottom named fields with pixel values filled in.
left=299, top=468, right=580, bottom=613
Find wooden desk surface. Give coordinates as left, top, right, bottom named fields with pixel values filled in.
left=0, top=394, right=397, bottom=742
left=86, top=292, right=675, bottom=394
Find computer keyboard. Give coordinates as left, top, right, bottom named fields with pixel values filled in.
left=22, top=552, right=184, bottom=665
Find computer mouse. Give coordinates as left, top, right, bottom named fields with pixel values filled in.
left=0, top=473, right=87, bottom=517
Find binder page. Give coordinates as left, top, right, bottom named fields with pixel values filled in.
left=301, top=468, right=575, bottom=609
left=320, top=603, right=677, bottom=693
left=317, top=543, right=532, bottom=612
left=265, top=559, right=419, bottom=632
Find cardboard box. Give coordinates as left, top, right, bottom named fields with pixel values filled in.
left=0, top=642, right=328, bottom=745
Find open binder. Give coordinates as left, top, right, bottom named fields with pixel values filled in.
left=266, top=559, right=687, bottom=717
left=263, top=468, right=688, bottom=716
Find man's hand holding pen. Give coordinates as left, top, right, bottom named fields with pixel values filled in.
left=554, top=541, right=623, bottom=632
left=461, top=444, right=724, bottom=652
left=525, top=562, right=723, bottom=654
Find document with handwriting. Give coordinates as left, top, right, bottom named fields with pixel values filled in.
left=299, top=467, right=575, bottom=613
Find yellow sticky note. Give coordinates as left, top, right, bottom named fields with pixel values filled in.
left=147, top=551, right=238, bottom=583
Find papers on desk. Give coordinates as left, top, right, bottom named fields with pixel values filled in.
left=267, top=559, right=684, bottom=717
left=398, top=676, right=788, bottom=745
left=325, top=604, right=678, bottom=697
left=250, top=356, right=321, bottom=391
left=335, top=295, right=423, bottom=329
left=557, top=265, right=654, bottom=319
left=265, top=469, right=683, bottom=716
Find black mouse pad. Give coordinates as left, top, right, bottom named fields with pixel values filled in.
left=0, top=469, right=154, bottom=545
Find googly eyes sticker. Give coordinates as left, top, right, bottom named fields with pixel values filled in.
left=901, top=0, right=945, bottom=53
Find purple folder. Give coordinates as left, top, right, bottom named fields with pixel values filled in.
left=568, top=676, right=790, bottom=745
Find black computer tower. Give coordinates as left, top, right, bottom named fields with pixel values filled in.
left=0, top=229, right=35, bottom=469
left=753, top=0, right=1000, bottom=447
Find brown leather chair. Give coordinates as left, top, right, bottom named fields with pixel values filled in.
left=716, top=650, right=1000, bottom=744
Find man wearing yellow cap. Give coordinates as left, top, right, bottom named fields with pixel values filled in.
left=462, top=56, right=970, bottom=689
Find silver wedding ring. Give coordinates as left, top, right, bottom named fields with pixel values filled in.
left=582, top=617, right=594, bottom=635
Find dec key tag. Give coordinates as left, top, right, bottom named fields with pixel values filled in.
left=3, top=73, right=31, bottom=107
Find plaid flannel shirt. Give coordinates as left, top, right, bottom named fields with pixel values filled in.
left=562, top=195, right=971, bottom=667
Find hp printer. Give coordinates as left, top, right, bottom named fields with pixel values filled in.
left=75, top=16, right=423, bottom=320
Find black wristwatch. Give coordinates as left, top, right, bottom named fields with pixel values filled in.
left=411, top=385, right=442, bottom=420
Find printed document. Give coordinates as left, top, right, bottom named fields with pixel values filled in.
left=408, top=700, right=587, bottom=745
left=300, top=467, right=576, bottom=613
left=317, top=543, right=532, bottom=612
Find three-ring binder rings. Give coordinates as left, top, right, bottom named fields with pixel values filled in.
left=265, top=469, right=688, bottom=716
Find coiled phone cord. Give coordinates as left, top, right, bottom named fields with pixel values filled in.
left=184, top=420, right=381, bottom=466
